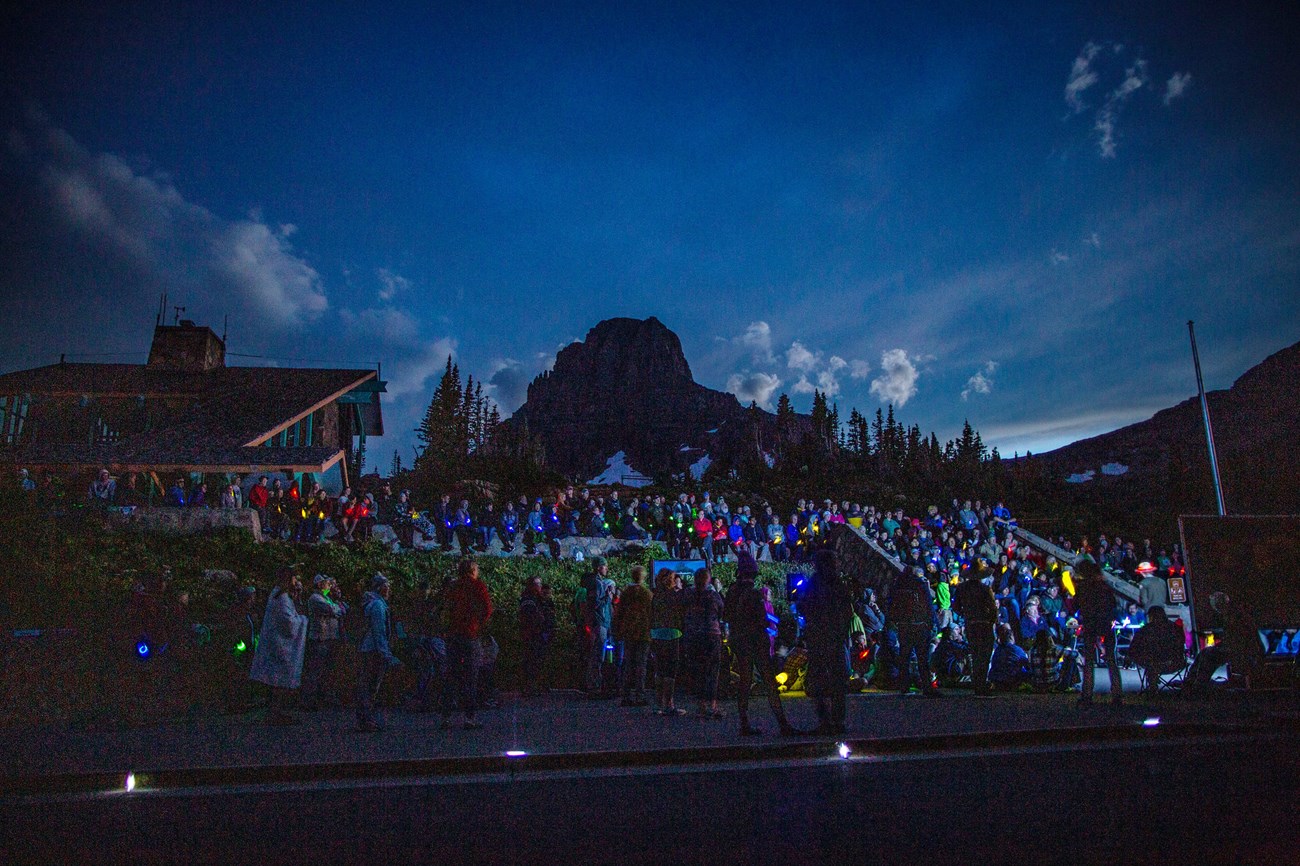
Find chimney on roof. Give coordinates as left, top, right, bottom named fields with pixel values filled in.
left=147, top=321, right=226, bottom=372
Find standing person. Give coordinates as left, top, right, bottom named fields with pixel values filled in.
left=582, top=557, right=617, bottom=696
left=1136, top=562, right=1167, bottom=612
left=518, top=575, right=555, bottom=696
left=953, top=574, right=998, bottom=696
left=650, top=569, right=687, bottom=716
left=267, top=479, right=286, bottom=540
left=891, top=566, right=940, bottom=697
left=248, top=567, right=308, bottom=725
left=356, top=574, right=401, bottom=732
left=725, top=551, right=796, bottom=736
left=615, top=566, right=653, bottom=707
left=248, top=476, right=270, bottom=534
left=300, top=574, right=348, bottom=710
left=442, top=557, right=494, bottom=730
left=1074, top=559, right=1123, bottom=706
left=683, top=568, right=726, bottom=718
left=803, top=550, right=856, bottom=734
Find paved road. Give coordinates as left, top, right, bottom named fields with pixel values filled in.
left=3, top=676, right=1296, bottom=864
left=4, top=721, right=1296, bottom=865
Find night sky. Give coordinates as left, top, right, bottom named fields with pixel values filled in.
left=2, top=2, right=1297, bottom=468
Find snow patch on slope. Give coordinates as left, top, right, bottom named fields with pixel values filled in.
left=589, top=451, right=653, bottom=488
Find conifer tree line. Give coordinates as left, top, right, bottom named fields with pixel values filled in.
left=718, top=386, right=1010, bottom=511
left=414, top=357, right=502, bottom=465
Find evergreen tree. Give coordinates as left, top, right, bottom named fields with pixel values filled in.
left=810, top=390, right=828, bottom=446
left=776, top=393, right=795, bottom=439
left=390, top=450, right=402, bottom=478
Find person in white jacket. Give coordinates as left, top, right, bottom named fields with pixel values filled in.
left=249, top=566, right=308, bottom=725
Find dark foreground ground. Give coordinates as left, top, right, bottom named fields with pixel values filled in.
left=3, top=685, right=1298, bottom=864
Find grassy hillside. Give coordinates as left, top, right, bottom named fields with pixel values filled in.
left=0, top=501, right=797, bottom=728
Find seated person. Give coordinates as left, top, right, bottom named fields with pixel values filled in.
left=1029, top=629, right=1063, bottom=693
left=1121, top=601, right=1146, bottom=628
left=1039, top=583, right=1065, bottom=632
left=931, top=624, right=971, bottom=686
left=1019, top=596, right=1050, bottom=643
left=988, top=624, right=1031, bottom=691
left=1128, top=606, right=1186, bottom=694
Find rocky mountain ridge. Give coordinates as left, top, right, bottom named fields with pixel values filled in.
left=505, top=317, right=783, bottom=480
left=1031, top=339, right=1300, bottom=519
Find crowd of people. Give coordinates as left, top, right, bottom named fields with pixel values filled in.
left=25, top=466, right=1223, bottom=730
left=103, top=485, right=1216, bottom=739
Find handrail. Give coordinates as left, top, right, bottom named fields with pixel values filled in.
left=845, top=523, right=906, bottom=573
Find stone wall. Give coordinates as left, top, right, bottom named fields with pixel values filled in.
left=106, top=506, right=262, bottom=541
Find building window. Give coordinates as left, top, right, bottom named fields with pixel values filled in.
left=0, top=394, right=30, bottom=445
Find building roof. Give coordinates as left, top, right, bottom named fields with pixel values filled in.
left=0, top=362, right=381, bottom=473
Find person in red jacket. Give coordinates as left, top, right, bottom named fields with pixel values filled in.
left=442, top=556, right=494, bottom=730
left=247, top=476, right=270, bottom=537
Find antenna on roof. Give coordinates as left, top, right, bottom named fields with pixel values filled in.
left=222, top=314, right=228, bottom=344
left=173, top=305, right=186, bottom=325
left=157, top=292, right=167, bottom=327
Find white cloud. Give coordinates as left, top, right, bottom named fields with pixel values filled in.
left=1114, top=59, right=1148, bottom=101
left=340, top=306, right=421, bottom=347
left=736, top=321, right=775, bottom=363
left=377, top=268, right=411, bottom=302
left=785, top=340, right=820, bottom=373
left=815, top=368, right=841, bottom=397
left=1050, top=248, right=1070, bottom=265
left=1097, top=58, right=1147, bottom=158
left=791, top=375, right=816, bottom=395
left=849, top=359, right=872, bottom=379
left=385, top=337, right=458, bottom=400
left=869, top=349, right=919, bottom=406
left=961, top=361, right=998, bottom=401
left=827, top=355, right=847, bottom=372
left=1164, top=72, right=1192, bottom=105
left=725, top=371, right=783, bottom=409
left=1084, top=232, right=1101, bottom=248
left=1064, top=44, right=1163, bottom=159
left=1065, top=41, right=1103, bottom=113
left=25, top=118, right=328, bottom=327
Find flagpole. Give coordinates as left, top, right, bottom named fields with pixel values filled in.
left=1187, top=321, right=1227, bottom=516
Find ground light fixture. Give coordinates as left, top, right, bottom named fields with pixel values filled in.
left=124, top=772, right=136, bottom=793
left=836, top=743, right=852, bottom=760
left=1143, top=717, right=1161, bottom=727
left=504, top=751, right=528, bottom=758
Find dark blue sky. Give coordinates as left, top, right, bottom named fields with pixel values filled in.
left=2, top=1, right=1297, bottom=469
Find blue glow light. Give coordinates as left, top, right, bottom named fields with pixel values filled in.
left=136, top=641, right=150, bottom=658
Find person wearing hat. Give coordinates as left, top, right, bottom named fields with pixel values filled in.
left=300, top=574, right=348, bottom=710
left=249, top=566, right=308, bottom=725
left=1136, top=561, right=1167, bottom=613
left=725, top=550, right=796, bottom=736
left=356, top=573, right=401, bottom=732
